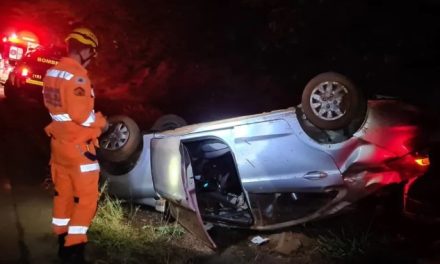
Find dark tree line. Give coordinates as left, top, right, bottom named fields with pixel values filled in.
left=4, top=0, right=440, bottom=121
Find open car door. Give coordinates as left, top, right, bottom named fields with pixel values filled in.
left=151, top=136, right=216, bottom=248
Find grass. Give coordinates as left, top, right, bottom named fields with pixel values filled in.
left=87, top=185, right=396, bottom=264
left=314, top=215, right=389, bottom=264
left=89, top=184, right=186, bottom=264
left=317, top=228, right=373, bottom=262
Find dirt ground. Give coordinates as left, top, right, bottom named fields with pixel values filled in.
left=134, top=197, right=440, bottom=264
left=123, top=206, right=327, bottom=264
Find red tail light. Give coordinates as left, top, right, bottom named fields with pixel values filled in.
left=21, top=67, right=29, bottom=77
left=414, top=156, right=430, bottom=166
left=386, top=152, right=430, bottom=180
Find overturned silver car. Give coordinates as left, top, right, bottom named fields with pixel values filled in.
left=99, top=72, right=430, bottom=248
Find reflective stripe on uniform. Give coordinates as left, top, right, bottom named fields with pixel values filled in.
left=81, top=111, right=96, bottom=127
left=68, top=226, right=88, bottom=234
left=46, top=69, right=74, bottom=80
left=50, top=111, right=95, bottom=127
left=52, top=218, right=70, bottom=226
left=80, top=163, right=100, bottom=173
left=50, top=113, right=72, bottom=122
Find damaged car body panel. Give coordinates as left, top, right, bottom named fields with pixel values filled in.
left=147, top=100, right=429, bottom=248
left=100, top=72, right=431, bottom=248
left=104, top=134, right=156, bottom=207
left=102, top=100, right=429, bottom=249
left=151, top=136, right=216, bottom=247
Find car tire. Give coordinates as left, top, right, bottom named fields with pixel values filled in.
left=98, top=115, right=142, bottom=163
left=301, top=72, right=367, bottom=130
left=151, top=114, right=187, bottom=131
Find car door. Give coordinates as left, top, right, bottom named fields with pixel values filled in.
left=151, top=136, right=217, bottom=248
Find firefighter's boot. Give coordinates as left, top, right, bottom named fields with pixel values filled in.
left=61, top=243, right=89, bottom=264
left=57, top=233, right=67, bottom=259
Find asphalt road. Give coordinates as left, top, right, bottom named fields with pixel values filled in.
left=0, top=92, right=56, bottom=264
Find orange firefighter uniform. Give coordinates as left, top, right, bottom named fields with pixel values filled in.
left=43, top=57, right=106, bottom=247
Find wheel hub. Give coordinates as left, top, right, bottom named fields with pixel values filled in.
left=100, top=122, right=130, bottom=150
left=309, top=81, right=348, bottom=121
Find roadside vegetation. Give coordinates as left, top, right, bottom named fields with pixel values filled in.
left=86, top=187, right=398, bottom=264
left=317, top=227, right=379, bottom=263
left=89, top=185, right=190, bottom=264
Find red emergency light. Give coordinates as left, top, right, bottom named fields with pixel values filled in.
left=21, top=67, right=29, bottom=77
left=8, top=33, right=19, bottom=43
left=22, top=36, right=36, bottom=42
left=4, top=31, right=39, bottom=45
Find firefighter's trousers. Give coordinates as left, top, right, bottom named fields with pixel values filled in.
left=51, top=154, right=99, bottom=246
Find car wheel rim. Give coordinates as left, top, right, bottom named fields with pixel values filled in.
left=309, top=81, right=348, bottom=121
left=100, top=122, right=130, bottom=150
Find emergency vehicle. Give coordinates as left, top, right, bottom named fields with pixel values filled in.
left=4, top=45, right=65, bottom=100
left=0, top=31, right=40, bottom=84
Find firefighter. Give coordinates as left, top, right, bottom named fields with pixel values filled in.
left=42, top=27, right=107, bottom=263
